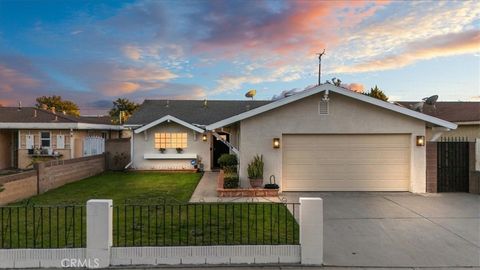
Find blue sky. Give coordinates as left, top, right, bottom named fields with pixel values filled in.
left=0, top=0, right=479, bottom=114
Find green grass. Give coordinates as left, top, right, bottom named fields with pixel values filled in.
left=14, top=171, right=203, bottom=205
left=0, top=171, right=298, bottom=248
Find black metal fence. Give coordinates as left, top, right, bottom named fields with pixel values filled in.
left=438, top=137, right=469, bottom=192
left=0, top=205, right=85, bottom=249
left=113, top=202, right=299, bottom=247
left=0, top=202, right=300, bottom=249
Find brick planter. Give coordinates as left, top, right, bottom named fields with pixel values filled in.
left=217, top=170, right=279, bottom=197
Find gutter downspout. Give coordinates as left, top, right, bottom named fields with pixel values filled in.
left=125, top=128, right=134, bottom=169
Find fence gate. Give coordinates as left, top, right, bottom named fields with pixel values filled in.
left=437, top=138, right=469, bottom=192
left=83, top=136, right=105, bottom=157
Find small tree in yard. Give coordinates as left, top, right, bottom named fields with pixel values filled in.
left=35, top=95, right=80, bottom=116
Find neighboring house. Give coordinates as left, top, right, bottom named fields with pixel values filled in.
left=398, top=102, right=480, bottom=141
left=126, top=84, right=456, bottom=193
left=0, top=107, right=123, bottom=170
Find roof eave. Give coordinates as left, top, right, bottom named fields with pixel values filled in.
left=134, top=115, right=205, bottom=134
left=206, top=84, right=458, bottom=130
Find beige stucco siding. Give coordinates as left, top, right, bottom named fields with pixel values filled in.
left=239, top=92, right=427, bottom=193
left=132, top=122, right=211, bottom=170
left=442, top=125, right=479, bottom=141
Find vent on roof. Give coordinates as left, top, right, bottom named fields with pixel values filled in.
left=165, top=100, right=169, bottom=108
left=318, top=100, right=329, bottom=115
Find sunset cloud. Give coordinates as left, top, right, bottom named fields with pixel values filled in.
left=0, top=64, right=40, bottom=93
left=336, top=30, right=480, bottom=73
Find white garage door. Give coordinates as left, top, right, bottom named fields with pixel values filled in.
left=282, top=134, right=410, bottom=191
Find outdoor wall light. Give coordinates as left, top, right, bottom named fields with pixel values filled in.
left=416, top=135, right=425, bottom=146
left=202, top=134, right=208, bottom=141
left=273, top=138, right=280, bottom=149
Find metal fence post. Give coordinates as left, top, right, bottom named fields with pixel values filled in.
left=86, top=199, right=112, bottom=268
left=300, top=197, right=323, bottom=265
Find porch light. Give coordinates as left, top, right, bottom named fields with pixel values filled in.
left=273, top=138, right=280, bottom=149
left=416, top=136, right=425, bottom=146
left=202, top=134, right=208, bottom=141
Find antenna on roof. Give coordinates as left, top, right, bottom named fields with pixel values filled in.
left=411, top=95, right=438, bottom=112
left=245, top=89, right=256, bottom=100
left=317, top=49, right=326, bottom=86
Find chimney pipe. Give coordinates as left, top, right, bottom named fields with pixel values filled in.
left=203, top=99, right=208, bottom=108
left=51, top=107, right=56, bottom=114
left=17, top=101, right=22, bottom=111
left=33, top=109, right=37, bottom=118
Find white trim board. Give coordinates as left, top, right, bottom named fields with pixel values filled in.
left=206, top=84, right=457, bottom=130
left=134, top=115, right=205, bottom=134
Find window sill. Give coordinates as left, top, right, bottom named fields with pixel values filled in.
left=144, top=153, right=197, bottom=160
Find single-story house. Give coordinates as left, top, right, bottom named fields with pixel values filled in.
left=0, top=106, right=123, bottom=169
left=125, top=84, right=457, bottom=193
left=398, top=101, right=479, bottom=141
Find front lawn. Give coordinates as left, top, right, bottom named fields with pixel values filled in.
left=1, top=171, right=298, bottom=248
left=15, top=171, right=202, bottom=205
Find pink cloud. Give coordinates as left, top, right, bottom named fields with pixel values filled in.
left=336, top=29, right=480, bottom=73
left=0, top=64, right=40, bottom=93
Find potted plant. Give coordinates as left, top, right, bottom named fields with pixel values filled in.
left=176, top=147, right=183, bottom=153
left=159, top=148, right=166, bottom=153
left=247, top=154, right=264, bottom=188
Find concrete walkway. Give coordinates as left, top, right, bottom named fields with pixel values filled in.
left=189, top=172, right=281, bottom=203
left=283, top=192, right=480, bottom=268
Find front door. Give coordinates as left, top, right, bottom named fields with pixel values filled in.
left=212, top=133, right=230, bottom=169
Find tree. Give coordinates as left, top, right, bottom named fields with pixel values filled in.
left=109, top=98, right=140, bottom=124
left=35, top=95, right=80, bottom=116
left=363, top=85, right=389, bottom=101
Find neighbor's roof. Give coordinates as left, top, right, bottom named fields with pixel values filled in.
left=126, top=100, right=272, bottom=126
left=0, top=107, right=122, bottom=130
left=397, top=102, right=480, bottom=123
left=206, top=84, right=457, bottom=130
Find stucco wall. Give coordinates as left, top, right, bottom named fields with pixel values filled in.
left=0, top=130, right=12, bottom=169
left=441, top=125, right=479, bottom=142
left=132, top=122, right=211, bottom=170
left=239, top=92, right=427, bottom=193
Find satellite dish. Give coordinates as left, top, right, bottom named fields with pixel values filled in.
left=412, top=95, right=439, bottom=112
left=423, top=95, right=438, bottom=105
left=245, top=89, right=256, bottom=99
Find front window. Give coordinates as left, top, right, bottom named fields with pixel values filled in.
left=155, top=133, right=187, bottom=149
left=40, top=131, right=51, bottom=148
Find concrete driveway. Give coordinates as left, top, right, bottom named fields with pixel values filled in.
left=282, top=192, right=480, bottom=268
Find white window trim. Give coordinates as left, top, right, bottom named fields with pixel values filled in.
left=40, top=131, right=51, bottom=148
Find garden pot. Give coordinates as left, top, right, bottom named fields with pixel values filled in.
left=249, top=178, right=263, bottom=188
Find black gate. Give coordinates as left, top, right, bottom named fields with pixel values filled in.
left=437, top=138, right=469, bottom=192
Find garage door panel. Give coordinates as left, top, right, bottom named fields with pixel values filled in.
left=283, top=134, right=410, bottom=191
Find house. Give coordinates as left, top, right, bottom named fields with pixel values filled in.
left=398, top=101, right=479, bottom=141
left=0, top=107, right=123, bottom=170
left=125, top=84, right=457, bottom=193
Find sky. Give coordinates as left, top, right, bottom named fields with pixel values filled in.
left=0, top=0, right=479, bottom=114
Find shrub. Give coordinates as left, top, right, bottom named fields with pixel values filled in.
left=223, top=172, right=239, bottom=189
left=247, top=154, right=264, bottom=179
left=217, top=154, right=238, bottom=168
left=218, top=154, right=238, bottom=174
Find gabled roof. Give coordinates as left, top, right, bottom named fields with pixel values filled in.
left=0, top=107, right=122, bottom=130
left=126, top=100, right=272, bottom=126
left=397, top=102, right=480, bottom=123
left=206, top=84, right=457, bottom=130
left=134, top=115, right=204, bottom=134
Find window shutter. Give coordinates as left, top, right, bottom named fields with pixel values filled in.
left=57, top=134, right=65, bottom=149
left=26, top=135, right=34, bottom=149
